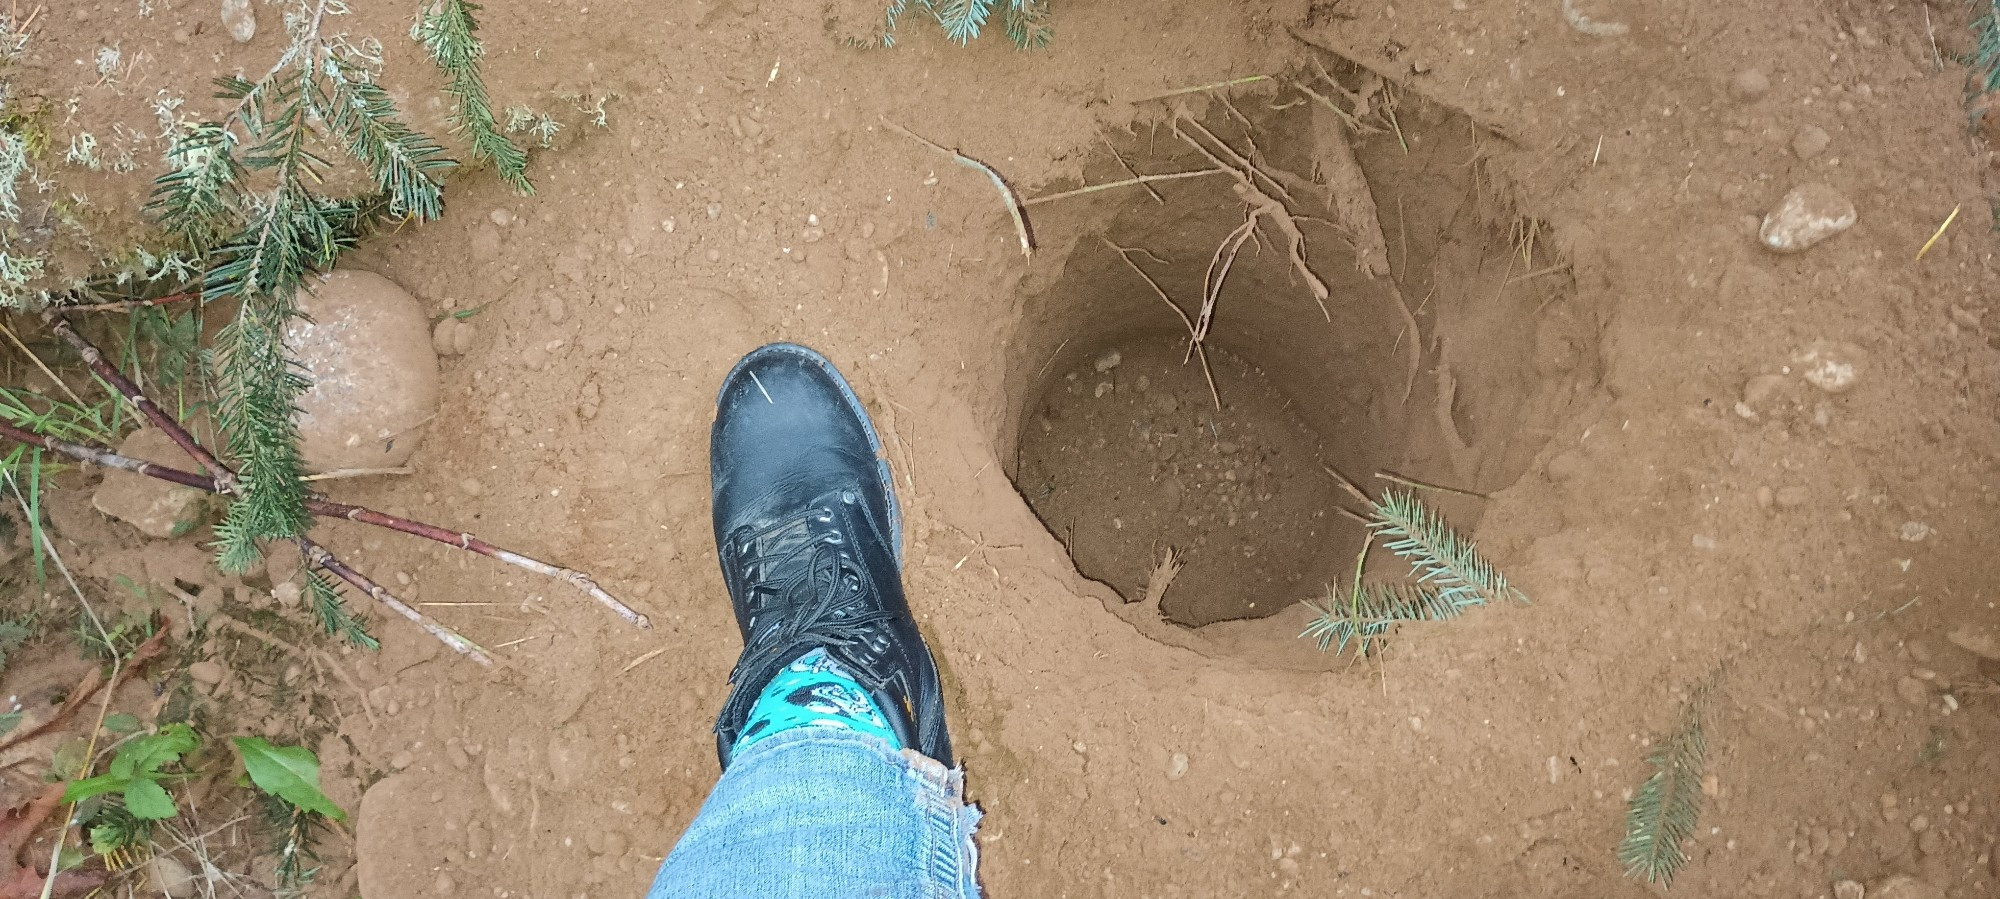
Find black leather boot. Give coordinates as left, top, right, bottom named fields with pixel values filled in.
left=708, top=343, right=953, bottom=768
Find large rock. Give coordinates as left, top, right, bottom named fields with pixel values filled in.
left=92, top=428, right=211, bottom=538
left=289, top=270, right=441, bottom=473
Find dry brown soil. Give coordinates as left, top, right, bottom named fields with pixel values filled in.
left=19, top=0, right=2000, bottom=896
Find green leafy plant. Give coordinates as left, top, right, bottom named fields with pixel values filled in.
left=1618, top=685, right=1711, bottom=885
left=1300, top=488, right=1528, bottom=654
left=63, top=723, right=198, bottom=820
left=885, top=0, right=1053, bottom=48
left=233, top=736, right=345, bottom=821
left=235, top=736, right=345, bottom=886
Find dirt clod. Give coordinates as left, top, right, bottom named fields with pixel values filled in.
left=1792, top=125, right=1831, bottom=159
left=91, top=428, right=211, bottom=538
left=1731, top=69, right=1772, bottom=100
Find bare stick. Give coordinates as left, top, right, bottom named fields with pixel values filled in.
left=0, top=421, right=216, bottom=490
left=883, top=119, right=1033, bottom=259
left=1319, top=463, right=1375, bottom=508
left=1101, top=132, right=1165, bottom=203
left=0, top=422, right=651, bottom=630
left=1172, top=121, right=1332, bottom=323
left=1197, top=214, right=1258, bottom=348
left=1103, top=238, right=1222, bottom=410
left=26, top=319, right=650, bottom=638
left=0, top=321, right=88, bottom=407
left=51, top=290, right=200, bottom=313
left=44, top=312, right=237, bottom=486
left=1130, top=74, right=1272, bottom=103
left=1022, top=169, right=1226, bottom=206
left=300, top=538, right=494, bottom=666
left=306, top=497, right=651, bottom=629
left=1178, top=117, right=1295, bottom=206
left=1373, top=470, right=1487, bottom=499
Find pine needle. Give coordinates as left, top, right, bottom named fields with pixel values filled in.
left=1619, top=688, right=1710, bottom=885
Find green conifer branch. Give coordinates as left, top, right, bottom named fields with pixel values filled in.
left=883, top=0, right=1052, bottom=48
left=147, top=124, right=246, bottom=252
left=1619, top=688, right=1710, bottom=885
left=1003, top=0, right=1053, bottom=49
left=413, top=0, right=532, bottom=194
left=304, top=564, right=379, bottom=650
left=1370, top=488, right=1528, bottom=606
left=1300, top=488, right=1528, bottom=654
left=310, top=58, right=453, bottom=222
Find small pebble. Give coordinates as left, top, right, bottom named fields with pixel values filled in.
left=1834, top=881, right=1865, bottom=899
left=1897, top=521, right=1934, bottom=543
left=1774, top=486, right=1810, bottom=508
left=489, top=208, right=514, bottom=227
left=546, top=294, right=567, bottom=324
left=1755, top=486, right=1774, bottom=509
left=145, top=855, right=198, bottom=898
left=390, top=750, right=415, bottom=770
left=188, top=660, right=226, bottom=685
left=434, top=872, right=455, bottom=895
left=1168, top=752, right=1189, bottom=779
left=1896, top=676, right=1930, bottom=706
left=1760, top=184, right=1857, bottom=253
left=459, top=478, right=486, bottom=496
left=1093, top=382, right=1114, bottom=398
left=1093, top=350, right=1123, bottom=372
left=220, top=0, right=256, bottom=42
left=1691, top=534, right=1719, bottom=551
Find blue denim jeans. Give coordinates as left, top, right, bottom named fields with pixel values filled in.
left=647, top=728, right=983, bottom=898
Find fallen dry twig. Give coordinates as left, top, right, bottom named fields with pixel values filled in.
left=883, top=119, right=1034, bottom=259
left=1102, top=238, right=1222, bottom=410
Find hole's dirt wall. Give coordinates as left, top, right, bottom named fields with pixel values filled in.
left=983, top=82, right=1606, bottom=635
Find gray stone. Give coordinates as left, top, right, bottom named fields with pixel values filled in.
left=1760, top=184, right=1857, bottom=253
left=219, top=0, right=255, bottom=42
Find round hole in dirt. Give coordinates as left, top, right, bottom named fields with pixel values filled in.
left=1001, top=65, right=1602, bottom=629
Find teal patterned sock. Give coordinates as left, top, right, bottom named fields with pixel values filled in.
left=733, top=647, right=902, bottom=755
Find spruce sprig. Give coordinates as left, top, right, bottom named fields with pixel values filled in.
left=141, top=0, right=488, bottom=581
left=884, top=0, right=1053, bottom=48
left=1300, top=581, right=1486, bottom=655
left=1619, top=688, right=1710, bottom=885
left=413, top=0, right=532, bottom=194
left=1370, top=488, right=1527, bottom=606
left=1299, top=488, right=1528, bottom=655
left=304, top=564, right=378, bottom=651
left=310, top=57, right=452, bottom=221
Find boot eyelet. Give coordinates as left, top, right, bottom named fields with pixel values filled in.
left=839, top=489, right=858, bottom=504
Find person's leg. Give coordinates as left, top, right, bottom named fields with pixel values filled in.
left=647, top=343, right=980, bottom=899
